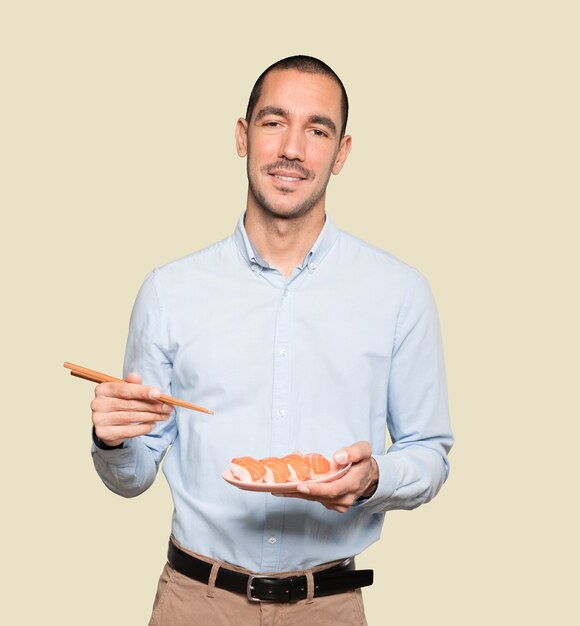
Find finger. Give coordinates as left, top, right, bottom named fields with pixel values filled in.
left=296, top=483, right=344, bottom=499
left=92, top=396, right=173, bottom=415
left=273, top=491, right=355, bottom=513
left=96, top=421, right=156, bottom=443
left=125, top=372, right=142, bottom=385
left=272, top=491, right=323, bottom=502
left=305, top=494, right=356, bottom=511
left=295, top=472, right=359, bottom=498
left=93, top=409, right=171, bottom=426
left=326, top=504, right=350, bottom=513
left=125, top=373, right=162, bottom=400
left=333, top=440, right=372, bottom=466
left=95, top=380, right=162, bottom=402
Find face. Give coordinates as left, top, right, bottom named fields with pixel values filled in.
left=236, top=69, right=351, bottom=220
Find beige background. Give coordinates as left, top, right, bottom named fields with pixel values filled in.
left=1, top=1, right=578, bottom=624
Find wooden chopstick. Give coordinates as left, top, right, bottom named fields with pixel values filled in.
left=64, top=361, right=214, bottom=414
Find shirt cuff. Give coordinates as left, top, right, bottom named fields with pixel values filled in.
left=91, top=427, right=140, bottom=468
left=355, top=453, right=404, bottom=513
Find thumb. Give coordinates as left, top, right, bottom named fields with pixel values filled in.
left=333, top=441, right=372, bottom=465
left=124, top=372, right=160, bottom=400
left=124, top=372, right=142, bottom=384
left=333, top=448, right=350, bottom=465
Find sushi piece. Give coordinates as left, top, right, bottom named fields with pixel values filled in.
left=230, top=456, right=266, bottom=483
left=260, top=457, right=291, bottom=484
left=283, top=454, right=311, bottom=481
left=304, top=453, right=331, bottom=477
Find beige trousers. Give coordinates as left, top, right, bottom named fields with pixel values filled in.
left=148, top=541, right=368, bottom=626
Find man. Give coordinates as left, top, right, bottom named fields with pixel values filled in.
left=91, top=55, right=453, bottom=625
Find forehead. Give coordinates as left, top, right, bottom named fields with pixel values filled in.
left=254, top=69, right=342, bottom=123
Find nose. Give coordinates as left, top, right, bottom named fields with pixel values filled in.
left=278, top=125, right=305, bottom=162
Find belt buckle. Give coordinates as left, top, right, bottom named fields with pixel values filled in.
left=247, top=574, right=277, bottom=602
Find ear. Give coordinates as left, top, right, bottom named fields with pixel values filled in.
left=235, top=118, right=249, bottom=157
left=332, top=135, right=352, bottom=175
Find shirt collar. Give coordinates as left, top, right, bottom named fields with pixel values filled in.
left=232, top=213, right=339, bottom=275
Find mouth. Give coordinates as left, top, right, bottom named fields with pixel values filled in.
left=268, top=170, right=308, bottom=186
left=271, top=174, right=303, bottom=183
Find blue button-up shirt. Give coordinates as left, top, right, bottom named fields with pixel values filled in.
left=92, top=214, right=453, bottom=572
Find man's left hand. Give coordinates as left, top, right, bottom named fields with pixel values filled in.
left=275, top=441, right=378, bottom=513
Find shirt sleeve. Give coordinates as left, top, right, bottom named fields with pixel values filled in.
left=91, top=269, right=177, bottom=498
left=359, top=269, right=454, bottom=514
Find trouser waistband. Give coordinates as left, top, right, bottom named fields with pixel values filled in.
left=167, top=540, right=374, bottom=603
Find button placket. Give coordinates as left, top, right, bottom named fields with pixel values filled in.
left=261, top=285, right=293, bottom=570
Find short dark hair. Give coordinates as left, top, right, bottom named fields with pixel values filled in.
left=245, top=55, right=349, bottom=138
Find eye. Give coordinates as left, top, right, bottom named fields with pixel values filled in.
left=263, top=121, right=281, bottom=128
left=311, top=128, right=328, bottom=138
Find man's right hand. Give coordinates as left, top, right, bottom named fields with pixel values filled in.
left=91, top=372, right=173, bottom=447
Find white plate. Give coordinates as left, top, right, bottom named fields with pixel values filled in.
left=222, top=464, right=352, bottom=493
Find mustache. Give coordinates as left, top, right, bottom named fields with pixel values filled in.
left=261, top=160, right=313, bottom=180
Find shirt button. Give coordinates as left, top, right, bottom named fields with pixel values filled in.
left=283, top=288, right=289, bottom=296
left=251, top=264, right=257, bottom=272
left=310, top=262, right=317, bottom=270
left=278, top=409, right=286, bottom=417
left=268, top=536, right=278, bottom=544
left=279, top=348, right=288, bottom=357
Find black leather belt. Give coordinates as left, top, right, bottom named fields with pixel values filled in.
left=168, top=541, right=373, bottom=602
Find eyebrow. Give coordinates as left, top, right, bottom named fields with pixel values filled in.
left=254, top=106, right=337, bottom=135
left=308, top=114, right=336, bottom=135
left=255, top=106, right=288, bottom=122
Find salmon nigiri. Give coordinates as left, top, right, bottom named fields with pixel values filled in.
left=304, top=452, right=331, bottom=477
left=230, top=456, right=266, bottom=483
left=260, top=457, right=291, bottom=484
left=283, top=454, right=311, bottom=481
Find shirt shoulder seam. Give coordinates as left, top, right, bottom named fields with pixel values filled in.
left=336, top=229, right=415, bottom=269
left=156, top=235, right=235, bottom=272
left=392, top=267, right=421, bottom=353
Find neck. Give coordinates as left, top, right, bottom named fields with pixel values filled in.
left=244, top=201, right=326, bottom=278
